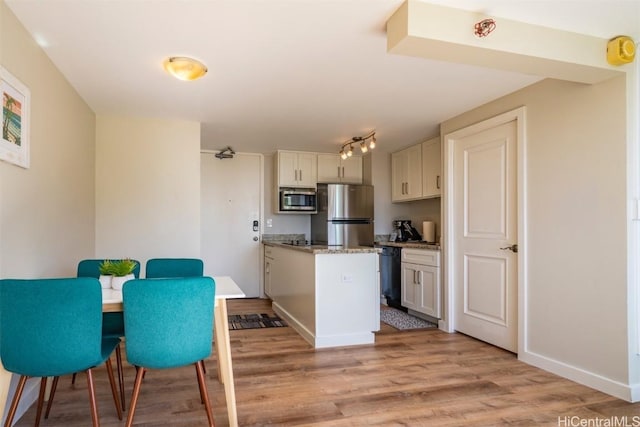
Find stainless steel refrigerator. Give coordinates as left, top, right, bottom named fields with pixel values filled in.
left=311, top=183, right=374, bottom=247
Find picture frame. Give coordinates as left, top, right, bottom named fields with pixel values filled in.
left=1, top=67, right=30, bottom=168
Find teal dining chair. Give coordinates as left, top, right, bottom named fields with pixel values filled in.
left=0, top=277, right=123, bottom=427
left=145, top=258, right=204, bottom=278
left=74, top=258, right=141, bottom=410
left=122, top=277, right=216, bottom=427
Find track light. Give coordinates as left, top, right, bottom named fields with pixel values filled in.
left=338, top=131, right=377, bottom=159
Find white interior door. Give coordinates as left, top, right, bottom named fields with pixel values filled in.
left=453, top=120, right=518, bottom=352
left=201, top=152, right=262, bottom=297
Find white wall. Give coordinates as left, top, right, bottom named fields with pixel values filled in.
left=95, top=116, right=201, bottom=267
left=1, top=4, right=96, bottom=423
left=441, top=76, right=629, bottom=396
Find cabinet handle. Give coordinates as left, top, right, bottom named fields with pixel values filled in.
left=417, top=271, right=422, bottom=285
left=436, top=175, right=440, bottom=189
left=342, top=166, right=345, bottom=178
left=406, top=182, right=409, bottom=195
left=337, top=166, right=341, bottom=178
left=299, top=169, right=302, bottom=181
left=413, top=270, right=418, bottom=284
left=294, top=170, right=298, bottom=181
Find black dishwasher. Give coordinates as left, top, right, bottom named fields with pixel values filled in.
left=379, top=246, right=405, bottom=311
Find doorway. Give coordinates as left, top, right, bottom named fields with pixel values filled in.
left=201, top=152, right=263, bottom=297
left=443, top=107, right=526, bottom=353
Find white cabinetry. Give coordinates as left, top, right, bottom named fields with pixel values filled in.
left=421, top=136, right=441, bottom=198
left=317, top=154, right=362, bottom=184
left=401, top=248, right=441, bottom=318
left=264, top=245, right=275, bottom=297
left=277, top=151, right=317, bottom=188
left=391, top=144, right=422, bottom=202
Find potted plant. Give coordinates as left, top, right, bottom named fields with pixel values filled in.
left=98, top=260, right=115, bottom=289
left=99, top=259, right=137, bottom=290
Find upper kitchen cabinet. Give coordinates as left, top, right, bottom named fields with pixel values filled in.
left=421, top=136, right=442, bottom=198
left=317, top=154, right=363, bottom=184
left=391, top=144, right=422, bottom=202
left=277, top=151, right=317, bottom=188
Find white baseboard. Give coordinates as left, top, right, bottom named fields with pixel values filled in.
left=520, top=350, right=636, bottom=402
left=272, top=302, right=315, bottom=347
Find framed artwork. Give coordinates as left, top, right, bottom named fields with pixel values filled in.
left=0, top=67, right=30, bottom=168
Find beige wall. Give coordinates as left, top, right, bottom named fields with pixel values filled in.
left=441, top=76, right=628, bottom=390
left=0, top=4, right=95, bottom=278
left=1, top=4, right=96, bottom=422
left=95, top=116, right=201, bottom=268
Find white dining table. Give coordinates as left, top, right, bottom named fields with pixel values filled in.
left=0, top=276, right=245, bottom=427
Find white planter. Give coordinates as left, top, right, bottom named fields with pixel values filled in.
left=99, top=275, right=112, bottom=289
left=111, top=273, right=135, bottom=291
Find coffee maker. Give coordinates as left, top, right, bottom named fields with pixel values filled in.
left=392, top=220, right=422, bottom=242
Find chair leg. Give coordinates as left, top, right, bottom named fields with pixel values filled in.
left=126, top=367, right=146, bottom=427
left=115, top=344, right=126, bottom=411
left=34, top=377, right=48, bottom=427
left=86, top=368, right=100, bottom=427
left=195, top=361, right=215, bottom=427
left=196, top=362, right=205, bottom=404
left=105, top=357, right=123, bottom=420
left=44, top=376, right=60, bottom=418
left=71, top=372, right=77, bottom=385
left=3, top=375, right=27, bottom=427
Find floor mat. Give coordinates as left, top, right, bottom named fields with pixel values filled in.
left=228, top=313, right=287, bottom=330
left=380, top=307, right=437, bottom=330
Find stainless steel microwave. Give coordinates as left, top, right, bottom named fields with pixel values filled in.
left=280, top=189, right=317, bottom=212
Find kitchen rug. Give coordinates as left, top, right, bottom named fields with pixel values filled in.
left=228, top=313, right=287, bottom=330
left=380, top=307, right=437, bottom=330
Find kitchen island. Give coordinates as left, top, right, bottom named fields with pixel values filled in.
left=263, top=242, right=381, bottom=348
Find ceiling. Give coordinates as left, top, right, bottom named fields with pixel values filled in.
left=5, top=0, right=639, bottom=155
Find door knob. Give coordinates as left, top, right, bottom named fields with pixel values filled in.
left=253, top=236, right=259, bottom=241
left=500, top=244, right=518, bottom=253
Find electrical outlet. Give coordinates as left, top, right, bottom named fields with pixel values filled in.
left=341, top=274, right=354, bottom=283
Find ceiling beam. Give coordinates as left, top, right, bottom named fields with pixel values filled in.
left=387, top=0, right=626, bottom=84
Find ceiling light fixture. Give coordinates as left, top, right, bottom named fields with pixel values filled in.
left=163, top=56, right=208, bottom=81
left=339, top=130, right=377, bottom=159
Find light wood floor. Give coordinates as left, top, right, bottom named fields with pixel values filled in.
left=14, top=298, right=640, bottom=426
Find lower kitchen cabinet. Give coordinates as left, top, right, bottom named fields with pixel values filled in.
left=401, top=248, right=441, bottom=318
left=264, top=245, right=275, bottom=297
left=263, top=243, right=379, bottom=348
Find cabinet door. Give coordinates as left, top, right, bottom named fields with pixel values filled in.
left=401, top=262, right=418, bottom=310
left=422, top=137, right=442, bottom=198
left=392, top=144, right=422, bottom=202
left=317, top=154, right=341, bottom=183
left=391, top=151, right=406, bottom=202
left=341, top=156, right=363, bottom=184
left=278, top=151, right=299, bottom=187
left=296, top=152, right=317, bottom=187
left=416, top=264, right=441, bottom=318
left=405, top=144, right=423, bottom=199
left=264, top=257, right=273, bottom=297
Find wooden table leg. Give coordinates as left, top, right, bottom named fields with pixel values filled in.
left=0, top=361, right=12, bottom=421
left=214, top=298, right=238, bottom=427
